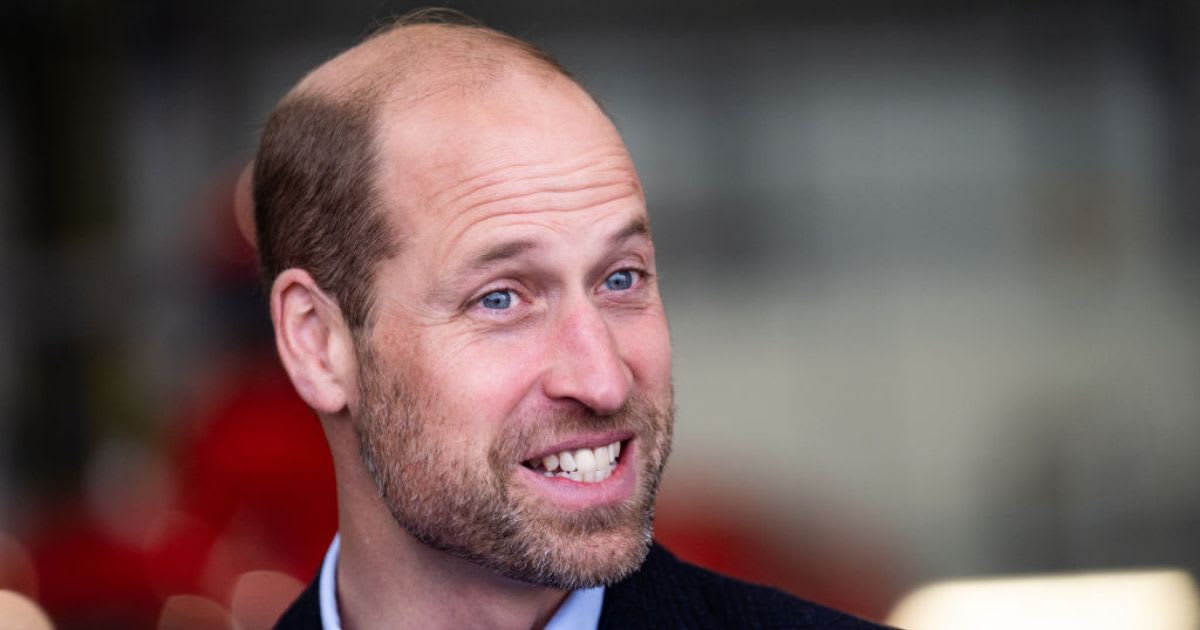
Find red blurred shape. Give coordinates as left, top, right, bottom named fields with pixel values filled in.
left=173, top=357, right=338, bottom=591
left=28, top=505, right=159, bottom=629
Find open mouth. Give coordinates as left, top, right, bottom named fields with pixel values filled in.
left=522, top=440, right=625, bottom=483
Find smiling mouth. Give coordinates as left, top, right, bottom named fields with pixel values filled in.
left=522, top=440, right=625, bottom=483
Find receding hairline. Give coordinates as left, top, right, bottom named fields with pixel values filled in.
left=252, top=16, right=592, bottom=330
left=288, top=20, right=574, bottom=113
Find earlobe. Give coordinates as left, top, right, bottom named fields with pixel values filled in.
left=271, top=269, right=355, bottom=414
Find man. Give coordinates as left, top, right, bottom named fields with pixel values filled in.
left=254, top=9, right=888, bottom=629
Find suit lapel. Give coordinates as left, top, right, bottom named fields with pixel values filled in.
left=273, top=573, right=323, bottom=630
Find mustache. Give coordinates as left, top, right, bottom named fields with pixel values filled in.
left=488, top=395, right=668, bottom=467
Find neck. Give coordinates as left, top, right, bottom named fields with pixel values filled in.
left=325, top=424, right=568, bottom=630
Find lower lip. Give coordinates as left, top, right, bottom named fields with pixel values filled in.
left=516, top=441, right=637, bottom=509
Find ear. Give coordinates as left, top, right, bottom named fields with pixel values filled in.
left=271, top=268, right=356, bottom=414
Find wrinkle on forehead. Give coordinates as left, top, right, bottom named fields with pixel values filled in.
left=436, top=187, right=644, bottom=261
left=408, top=134, right=646, bottom=265
left=442, top=178, right=641, bottom=239
left=429, top=146, right=640, bottom=217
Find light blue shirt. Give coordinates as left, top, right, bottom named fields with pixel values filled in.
left=318, top=535, right=605, bottom=629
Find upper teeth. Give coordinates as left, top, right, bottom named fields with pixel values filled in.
left=527, top=440, right=622, bottom=483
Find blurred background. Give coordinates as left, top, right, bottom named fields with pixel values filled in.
left=2, top=0, right=1199, bottom=627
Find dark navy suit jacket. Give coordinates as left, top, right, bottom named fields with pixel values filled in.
left=273, top=543, right=892, bottom=629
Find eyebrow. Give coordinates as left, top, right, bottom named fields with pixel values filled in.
left=467, top=239, right=539, bottom=271
left=427, top=216, right=652, bottom=306
left=464, top=216, right=650, bottom=272
left=610, top=216, right=651, bottom=246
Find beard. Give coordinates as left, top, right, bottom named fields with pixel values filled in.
left=352, top=340, right=674, bottom=590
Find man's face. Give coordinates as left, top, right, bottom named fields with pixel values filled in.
left=351, top=69, right=674, bottom=589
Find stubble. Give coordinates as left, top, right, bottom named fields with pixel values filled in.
left=353, top=340, right=674, bottom=589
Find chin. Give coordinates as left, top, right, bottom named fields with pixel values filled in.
left=505, top=522, right=654, bottom=590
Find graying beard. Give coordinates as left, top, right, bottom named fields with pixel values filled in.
left=356, top=410, right=661, bottom=589
left=351, top=345, right=673, bottom=590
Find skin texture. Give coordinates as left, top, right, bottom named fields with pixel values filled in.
left=269, top=27, right=674, bottom=630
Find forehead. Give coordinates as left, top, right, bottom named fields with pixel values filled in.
left=373, top=69, right=644, bottom=241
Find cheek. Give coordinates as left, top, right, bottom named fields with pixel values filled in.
left=618, top=312, right=673, bottom=391
left=430, top=335, right=546, bottom=427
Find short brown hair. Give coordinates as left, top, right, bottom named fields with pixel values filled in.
left=254, top=94, right=391, bottom=331
left=252, top=8, right=574, bottom=331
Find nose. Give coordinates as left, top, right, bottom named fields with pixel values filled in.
left=541, top=296, right=631, bottom=415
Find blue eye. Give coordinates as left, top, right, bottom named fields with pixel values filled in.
left=480, top=290, right=513, bottom=310
left=604, top=270, right=635, bottom=291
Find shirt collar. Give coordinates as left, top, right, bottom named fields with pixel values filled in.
left=318, top=534, right=604, bottom=629
left=318, top=534, right=341, bottom=630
